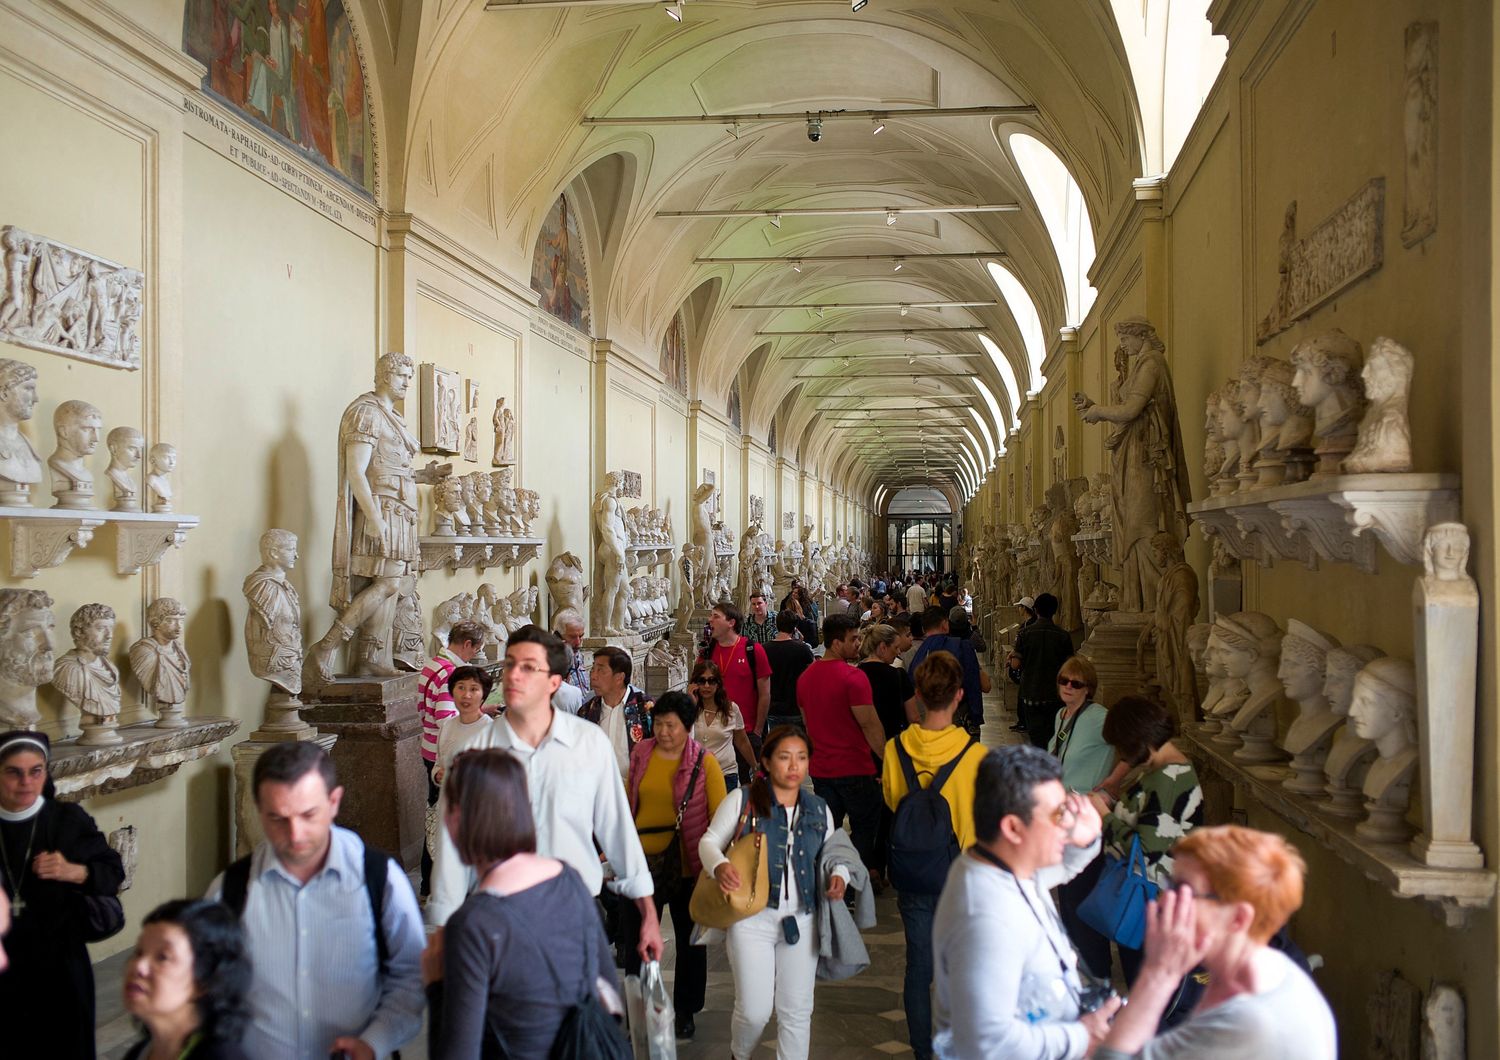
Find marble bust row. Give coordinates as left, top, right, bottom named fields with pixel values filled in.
left=431, top=467, right=540, bottom=538
left=0, top=356, right=177, bottom=511
left=0, top=588, right=192, bottom=743
left=1204, top=330, right=1414, bottom=495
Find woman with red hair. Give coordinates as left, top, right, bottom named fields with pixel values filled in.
left=1096, top=825, right=1336, bottom=1058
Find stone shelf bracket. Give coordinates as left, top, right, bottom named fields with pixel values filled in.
left=51, top=716, right=239, bottom=802
left=1186, top=473, right=1459, bottom=573
left=418, top=535, right=544, bottom=574
left=1, top=507, right=201, bottom=578
left=1181, top=727, right=1494, bottom=926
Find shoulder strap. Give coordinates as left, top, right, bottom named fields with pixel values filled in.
left=745, top=638, right=759, bottom=681
left=894, top=736, right=921, bottom=793
left=363, top=844, right=391, bottom=977
left=221, top=854, right=253, bottom=917
left=928, top=737, right=979, bottom=797
left=674, top=750, right=705, bottom=828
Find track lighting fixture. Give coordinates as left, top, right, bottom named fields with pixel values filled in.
left=892, top=259, right=904, bottom=272
left=665, top=0, right=682, bottom=20
left=792, top=260, right=802, bottom=273
left=899, top=305, right=909, bottom=316
left=852, top=0, right=868, bottom=10
left=769, top=213, right=781, bottom=228
left=886, top=210, right=898, bottom=226
left=872, top=117, right=886, bottom=135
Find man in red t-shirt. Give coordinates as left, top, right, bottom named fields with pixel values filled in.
left=706, top=601, right=772, bottom=741
left=796, top=612, right=886, bottom=871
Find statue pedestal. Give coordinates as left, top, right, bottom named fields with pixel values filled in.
left=301, top=674, right=424, bottom=869
left=1077, top=611, right=1154, bottom=706
left=232, top=732, right=338, bottom=856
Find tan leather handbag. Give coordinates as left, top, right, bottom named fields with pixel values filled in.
left=689, top=798, right=769, bottom=929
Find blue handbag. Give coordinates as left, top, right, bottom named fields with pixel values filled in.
left=1077, top=834, right=1159, bottom=950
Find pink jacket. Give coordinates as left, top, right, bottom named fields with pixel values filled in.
left=627, top=735, right=712, bottom=877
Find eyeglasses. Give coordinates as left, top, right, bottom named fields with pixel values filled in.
left=1057, top=677, right=1089, bottom=691
left=499, top=660, right=551, bottom=677
left=1044, top=800, right=1079, bottom=828
left=1164, top=879, right=1219, bottom=901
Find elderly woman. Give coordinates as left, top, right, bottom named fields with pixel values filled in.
left=122, top=899, right=253, bottom=1059
left=626, top=690, right=727, bottom=1040
left=1097, top=825, right=1336, bottom=1058
left=0, top=730, right=126, bottom=1059
left=425, top=749, right=625, bottom=1058
left=1083, top=696, right=1205, bottom=984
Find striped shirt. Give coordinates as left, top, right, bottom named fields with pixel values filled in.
left=419, top=648, right=464, bottom=763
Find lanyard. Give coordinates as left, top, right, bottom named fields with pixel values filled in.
left=781, top=802, right=799, bottom=903
left=969, top=846, right=1073, bottom=982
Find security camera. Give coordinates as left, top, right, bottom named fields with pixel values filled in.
left=807, top=116, right=823, bottom=143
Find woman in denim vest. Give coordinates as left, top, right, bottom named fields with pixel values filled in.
left=699, top=726, right=852, bottom=1059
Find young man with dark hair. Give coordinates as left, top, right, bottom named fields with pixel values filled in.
left=579, top=644, right=653, bottom=777
left=742, top=590, right=777, bottom=646
left=762, top=607, right=816, bottom=732
left=931, top=745, right=1116, bottom=1058
left=425, top=625, right=663, bottom=963
left=209, top=741, right=425, bottom=1060
left=796, top=612, right=885, bottom=870
left=705, top=600, right=772, bottom=743
left=1012, top=592, right=1075, bottom=750
left=908, top=607, right=991, bottom=736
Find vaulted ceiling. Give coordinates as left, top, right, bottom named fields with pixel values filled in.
left=364, top=0, right=1220, bottom=501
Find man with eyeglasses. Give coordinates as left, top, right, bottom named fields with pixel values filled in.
left=424, top=625, right=664, bottom=966
left=932, top=744, right=1120, bottom=1059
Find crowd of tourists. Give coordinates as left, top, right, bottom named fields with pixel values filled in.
left=0, top=567, right=1335, bottom=1060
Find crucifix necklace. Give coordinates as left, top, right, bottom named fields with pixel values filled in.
left=0, top=814, right=39, bottom=917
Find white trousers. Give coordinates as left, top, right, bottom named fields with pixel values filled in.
left=725, top=904, right=817, bottom=1060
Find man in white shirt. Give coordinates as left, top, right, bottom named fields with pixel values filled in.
left=906, top=577, right=929, bottom=615
left=425, top=626, right=664, bottom=966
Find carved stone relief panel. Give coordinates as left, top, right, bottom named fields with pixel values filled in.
left=0, top=226, right=143, bottom=370
left=620, top=470, right=643, bottom=498
left=782, top=511, right=795, bottom=531
left=1402, top=22, right=1438, bottom=247
left=419, top=363, right=463, bottom=453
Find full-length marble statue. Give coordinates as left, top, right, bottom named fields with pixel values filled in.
left=306, top=352, right=443, bottom=688
left=54, top=603, right=121, bottom=745
left=0, top=358, right=42, bottom=504
left=592, top=471, right=631, bottom=635
left=1136, top=532, right=1199, bottom=721
left=1073, top=317, right=1191, bottom=611
left=129, top=597, right=191, bottom=728
left=0, top=588, right=53, bottom=728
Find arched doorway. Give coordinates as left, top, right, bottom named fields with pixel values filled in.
left=885, top=487, right=954, bottom=575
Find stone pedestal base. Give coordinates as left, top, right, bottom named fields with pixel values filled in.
left=249, top=690, right=318, bottom=742
left=1077, top=611, right=1153, bottom=706
left=301, top=673, right=424, bottom=869
left=232, top=733, right=338, bottom=856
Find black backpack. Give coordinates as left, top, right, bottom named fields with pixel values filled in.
left=888, top=736, right=977, bottom=895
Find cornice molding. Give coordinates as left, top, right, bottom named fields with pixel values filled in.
left=385, top=213, right=538, bottom=313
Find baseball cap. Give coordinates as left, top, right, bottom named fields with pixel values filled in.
left=1016, top=595, right=1036, bottom=609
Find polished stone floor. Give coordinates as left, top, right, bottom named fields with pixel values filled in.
left=97, top=671, right=1022, bottom=1059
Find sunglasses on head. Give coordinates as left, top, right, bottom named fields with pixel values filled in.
left=1057, top=676, right=1089, bottom=690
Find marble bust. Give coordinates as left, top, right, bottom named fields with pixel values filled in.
left=1203, top=622, right=1248, bottom=737
left=1216, top=611, right=1287, bottom=763
left=432, top=474, right=467, bottom=536
left=1343, top=336, right=1414, bottom=474
left=0, top=588, right=54, bottom=729
left=243, top=529, right=303, bottom=697
left=1278, top=619, right=1343, bottom=794
left=48, top=398, right=103, bottom=509
left=1349, top=657, right=1419, bottom=842
left=1424, top=521, right=1471, bottom=585
left=1290, top=330, right=1367, bottom=477
left=1253, top=358, right=1315, bottom=486
left=105, top=426, right=145, bottom=512
left=0, top=358, right=42, bottom=505
left=1321, top=643, right=1387, bottom=817
left=129, top=597, right=191, bottom=728
left=1221, top=379, right=1263, bottom=492
left=146, top=442, right=177, bottom=513
left=54, top=603, right=122, bottom=745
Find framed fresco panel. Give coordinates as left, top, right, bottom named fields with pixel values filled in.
left=531, top=194, right=592, bottom=334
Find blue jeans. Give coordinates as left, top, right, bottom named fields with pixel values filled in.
left=898, top=890, right=938, bottom=1059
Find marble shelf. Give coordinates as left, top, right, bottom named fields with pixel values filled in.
left=1070, top=528, right=1113, bottom=565
left=626, top=543, right=675, bottom=569
left=1186, top=472, right=1459, bottom=573
left=51, top=716, right=239, bottom=802
left=418, top=534, right=544, bottom=573
left=628, top=618, right=675, bottom=642
left=1181, top=727, right=1493, bottom=925
left=0, top=506, right=200, bottom=577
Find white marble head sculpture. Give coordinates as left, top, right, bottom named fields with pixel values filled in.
left=471, top=470, right=493, bottom=501
left=1278, top=619, right=1341, bottom=701
left=146, top=596, right=187, bottom=641
left=492, top=467, right=514, bottom=492
left=1255, top=358, right=1314, bottom=444
left=1348, top=657, right=1418, bottom=747
left=1323, top=643, right=1386, bottom=715
left=433, top=476, right=463, bottom=516
left=375, top=351, right=415, bottom=396
left=54, top=399, right=103, bottom=459
left=148, top=442, right=177, bottom=475
left=1362, top=336, right=1415, bottom=404
left=1290, top=330, right=1365, bottom=433
left=0, top=587, right=55, bottom=696
left=1422, top=522, right=1470, bottom=582
left=1186, top=622, right=1212, bottom=673
left=69, top=602, right=116, bottom=653
left=1210, top=611, right=1282, bottom=680
left=0, top=359, right=39, bottom=425
left=259, top=527, right=298, bottom=568
left=107, top=426, right=144, bottom=472
left=1115, top=316, right=1165, bottom=355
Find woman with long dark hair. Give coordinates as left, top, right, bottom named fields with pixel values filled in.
left=424, top=749, right=623, bottom=1058
left=121, top=900, right=253, bottom=1059
left=689, top=659, right=755, bottom=790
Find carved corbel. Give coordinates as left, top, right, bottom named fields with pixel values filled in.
left=1270, top=497, right=1375, bottom=572
left=419, top=539, right=464, bottom=573
left=1330, top=487, right=1461, bottom=567
left=115, top=517, right=198, bottom=575
left=1229, top=506, right=1306, bottom=568
left=9, top=514, right=105, bottom=577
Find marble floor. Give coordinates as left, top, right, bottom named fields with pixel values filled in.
left=96, top=674, right=1023, bottom=1059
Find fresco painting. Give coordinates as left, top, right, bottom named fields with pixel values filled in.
left=531, top=194, right=592, bottom=334
left=183, top=0, right=374, bottom=194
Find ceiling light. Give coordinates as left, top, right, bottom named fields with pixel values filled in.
left=769, top=213, right=782, bottom=228
left=886, top=210, right=898, bottom=226
left=852, top=0, right=868, bottom=10
left=665, top=0, right=682, bottom=20
left=899, top=305, right=909, bottom=317
left=893, top=259, right=904, bottom=272
left=842, top=357, right=851, bottom=368
left=872, top=117, right=886, bottom=135
left=792, top=260, right=802, bottom=273
left=807, top=115, right=823, bottom=143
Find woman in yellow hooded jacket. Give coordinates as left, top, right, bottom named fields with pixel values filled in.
left=881, top=650, right=990, bottom=1060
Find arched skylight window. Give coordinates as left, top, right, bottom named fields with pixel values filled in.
left=970, top=377, right=1010, bottom=448
left=1009, top=134, right=1098, bottom=324
left=978, top=333, right=1025, bottom=416
left=967, top=407, right=996, bottom=468
left=1110, top=0, right=1227, bottom=175
left=985, top=263, right=1046, bottom=393
left=959, top=426, right=987, bottom=483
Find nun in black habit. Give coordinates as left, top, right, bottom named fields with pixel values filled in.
left=0, top=730, right=125, bottom=1058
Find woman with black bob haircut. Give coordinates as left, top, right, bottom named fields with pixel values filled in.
left=122, top=899, right=252, bottom=1059
left=424, top=748, right=622, bottom=1058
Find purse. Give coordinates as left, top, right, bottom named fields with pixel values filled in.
left=642, top=750, right=703, bottom=897
left=1077, top=833, right=1159, bottom=950
left=688, top=795, right=769, bottom=929
left=79, top=893, right=126, bottom=943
